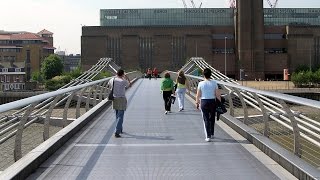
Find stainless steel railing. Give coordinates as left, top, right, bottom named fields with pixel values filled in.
left=167, top=58, right=320, bottom=168
left=0, top=68, right=142, bottom=170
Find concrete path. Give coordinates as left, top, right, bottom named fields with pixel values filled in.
left=27, top=78, right=296, bottom=180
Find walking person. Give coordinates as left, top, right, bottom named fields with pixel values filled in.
left=160, top=72, right=174, bottom=114
left=153, top=67, right=158, bottom=79
left=147, top=68, right=152, bottom=80
left=175, top=70, right=189, bottom=111
left=195, top=68, right=221, bottom=142
left=109, top=69, right=131, bottom=138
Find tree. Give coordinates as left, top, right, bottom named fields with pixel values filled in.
left=41, top=54, right=63, bottom=80
left=31, top=71, right=43, bottom=83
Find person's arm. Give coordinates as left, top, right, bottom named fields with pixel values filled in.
left=215, top=87, right=221, bottom=102
left=196, top=85, right=201, bottom=109
left=160, top=79, right=164, bottom=91
left=171, top=80, right=175, bottom=94
left=186, top=79, right=190, bottom=93
left=124, top=74, right=131, bottom=87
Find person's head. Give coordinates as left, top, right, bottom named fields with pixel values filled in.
left=203, top=68, right=211, bottom=79
left=164, top=72, right=170, bottom=78
left=178, top=70, right=185, bottom=77
left=117, top=69, right=125, bottom=77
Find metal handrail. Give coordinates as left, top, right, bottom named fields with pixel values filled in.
left=167, top=63, right=320, bottom=168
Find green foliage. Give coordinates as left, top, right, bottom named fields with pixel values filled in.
left=294, top=65, right=310, bottom=73
left=31, top=71, right=43, bottom=83
left=92, top=71, right=113, bottom=81
left=68, top=66, right=82, bottom=78
left=41, top=54, right=63, bottom=80
left=291, top=70, right=320, bottom=87
left=314, top=69, right=320, bottom=84
left=45, top=75, right=71, bottom=91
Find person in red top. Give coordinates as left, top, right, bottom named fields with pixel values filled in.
left=147, top=68, right=152, bottom=80
left=153, top=67, right=158, bottom=79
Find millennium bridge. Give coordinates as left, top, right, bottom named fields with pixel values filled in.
left=0, top=58, right=319, bottom=179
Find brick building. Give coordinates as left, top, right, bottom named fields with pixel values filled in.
left=0, top=29, right=55, bottom=91
left=81, top=1, right=320, bottom=80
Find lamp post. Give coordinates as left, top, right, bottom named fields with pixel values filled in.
left=309, top=43, right=312, bottom=71
left=196, top=41, right=198, bottom=57
left=224, top=36, right=227, bottom=76
left=287, top=74, right=290, bottom=89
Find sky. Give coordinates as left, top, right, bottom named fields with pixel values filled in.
left=1, top=0, right=319, bottom=55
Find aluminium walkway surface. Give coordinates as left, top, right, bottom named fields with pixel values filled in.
left=27, top=78, right=296, bottom=180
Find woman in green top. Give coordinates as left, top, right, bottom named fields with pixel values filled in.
left=160, top=72, right=174, bottom=114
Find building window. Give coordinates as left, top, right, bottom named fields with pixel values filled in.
left=265, top=48, right=287, bottom=54
left=2, top=68, right=8, bottom=72
left=264, top=34, right=285, bottom=40
left=15, top=68, right=21, bottom=72
left=4, top=84, right=9, bottom=91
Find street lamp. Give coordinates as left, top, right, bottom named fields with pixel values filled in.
left=309, top=42, right=312, bottom=71
left=224, top=36, right=227, bottom=76
left=196, top=41, right=198, bottom=57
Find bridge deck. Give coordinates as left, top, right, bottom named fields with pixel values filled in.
left=27, top=78, right=295, bottom=180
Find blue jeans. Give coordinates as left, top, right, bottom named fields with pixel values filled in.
left=115, top=110, right=125, bottom=134
left=176, top=88, right=186, bottom=110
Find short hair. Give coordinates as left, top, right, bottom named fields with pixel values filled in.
left=203, top=68, right=211, bottom=79
left=164, top=72, right=170, bottom=78
left=117, top=69, right=124, bottom=76
left=178, top=70, right=184, bottom=76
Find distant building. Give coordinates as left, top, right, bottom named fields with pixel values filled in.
left=57, top=54, right=81, bottom=72
left=0, top=29, right=55, bottom=91
left=82, top=2, right=320, bottom=80
left=55, top=51, right=66, bottom=56
left=0, top=62, right=25, bottom=91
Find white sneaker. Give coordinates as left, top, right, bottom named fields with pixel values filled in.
left=164, top=111, right=168, bottom=114
left=205, top=138, right=211, bottom=142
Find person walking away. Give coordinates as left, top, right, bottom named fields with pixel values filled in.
left=195, top=68, right=221, bottom=142
left=153, top=67, right=158, bottom=79
left=160, top=72, right=174, bottom=114
left=175, top=70, right=189, bottom=111
left=147, top=68, right=152, bottom=80
left=109, top=69, right=131, bottom=138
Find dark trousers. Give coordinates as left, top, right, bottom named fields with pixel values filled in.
left=200, top=99, right=216, bottom=138
left=163, top=91, right=172, bottom=111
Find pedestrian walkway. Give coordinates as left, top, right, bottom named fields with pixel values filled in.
left=26, top=78, right=296, bottom=180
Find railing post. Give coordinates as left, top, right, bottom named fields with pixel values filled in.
left=277, top=99, right=302, bottom=157
left=252, top=92, right=269, bottom=137
left=100, top=81, right=108, bottom=102
left=97, top=82, right=104, bottom=103
left=63, top=91, right=76, bottom=127
left=221, top=85, right=234, bottom=116
left=76, top=87, right=88, bottom=119
left=43, top=95, right=63, bottom=141
left=86, top=87, right=94, bottom=112
left=92, top=85, right=99, bottom=107
left=233, top=88, right=248, bottom=124
left=14, top=103, right=37, bottom=161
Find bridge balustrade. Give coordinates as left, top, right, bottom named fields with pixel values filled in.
left=0, top=71, right=142, bottom=171
left=166, top=67, right=320, bottom=169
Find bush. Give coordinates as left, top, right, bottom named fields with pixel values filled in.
left=45, top=75, right=72, bottom=91
left=68, top=66, right=82, bottom=78
left=92, top=71, right=112, bottom=81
